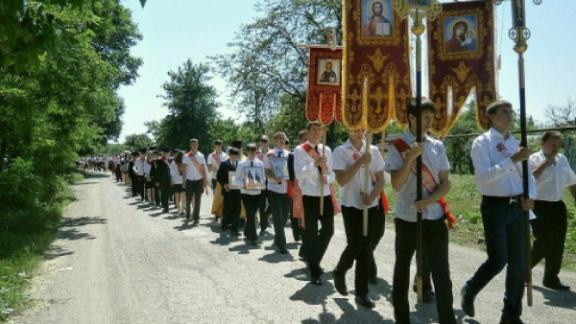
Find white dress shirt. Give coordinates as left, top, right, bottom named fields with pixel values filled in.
left=134, top=158, right=145, bottom=176
left=529, top=151, right=576, bottom=202
left=169, top=161, right=184, bottom=185
left=143, top=161, right=152, bottom=180
left=385, top=132, right=450, bottom=222
left=208, top=151, right=228, bottom=180
left=263, top=148, right=290, bottom=194
left=471, top=128, right=536, bottom=198
left=293, top=141, right=335, bottom=197
left=235, top=158, right=266, bottom=195
left=332, top=140, right=385, bottom=210
left=183, top=152, right=208, bottom=181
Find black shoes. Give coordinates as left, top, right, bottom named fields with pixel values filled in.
left=422, top=290, right=435, bottom=303
left=333, top=269, right=348, bottom=296
left=369, top=276, right=378, bottom=285
left=311, top=277, right=322, bottom=286
left=278, top=248, right=288, bottom=254
left=461, top=285, right=475, bottom=318
left=355, top=295, right=375, bottom=309
left=543, top=281, right=570, bottom=291
left=500, top=317, right=525, bottom=324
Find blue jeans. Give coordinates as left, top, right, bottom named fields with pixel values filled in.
left=466, top=197, right=527, bottom=320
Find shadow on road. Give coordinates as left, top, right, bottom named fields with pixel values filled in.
left=173, top=220, right=198, bottom=231
left=258, top=251, right=295, bottom=263
left=534, top=285, right=576, bottom=310
left=44, top=245, right=74, bottom=260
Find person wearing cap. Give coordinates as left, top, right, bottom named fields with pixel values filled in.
left=461, top=100, right=536, bottom=324
left=257, top=134, right=272, bottom=234
left=263, top=132, right=291, bottom=254
left=183, top=139, right=209, bottom=224
left=217, top=144, right=242, bottom=235
left=293, top=121, right=336, bottom=285
left=386, top=99, right=456, bottom=324
left=208, top=140, right=228, bottom=194
left=331, top=128, right=385, bottom=308
left=235, top=143, right=266, bottom=246
left=528, top=131, right=575, bottom=291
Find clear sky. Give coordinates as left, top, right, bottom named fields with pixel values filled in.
left=117, top=0, right=576, bottom=142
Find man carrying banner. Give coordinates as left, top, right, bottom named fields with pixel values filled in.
left=332, top=128, right=385, bottom=308
left=386, top=99, right=456, bottom=324
left=293, top=121, right=335, bottom=285
left=461, top=100, right=536, bottom=324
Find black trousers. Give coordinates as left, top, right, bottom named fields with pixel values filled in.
left=531, top=200, right=568, bottom=284
left=335, top=206, right=378, bottom=297
left=160, top=185, right=170, bottom=211
left=369, top=202, right=386, bottom=280
left=130, top=174, right=138, bottom=197
left=393, top=218, right=455, bottom=324
left=185, top=179, right=203, bottom=220
left=269, top=191, right=290, bottom=250
left=242, top=194, right=261, bottom=241
left=138, top=176, right=145, bottom=200
left=302, top=195, right=334, bottom=279
left=222, top=190, right=241, bottom=233
left=259, top=189, right=271, bottom=230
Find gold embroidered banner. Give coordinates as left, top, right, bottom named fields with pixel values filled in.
left=342, top=0, right=411, bottom=132
left=427, top=0, right=497, bottom=135
left=306, top=47, right=343, bottom=124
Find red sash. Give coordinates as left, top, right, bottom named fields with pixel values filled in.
left=187, top=151, right=205, bottom=177
left=392, top=138, right=457, bottom=229
left=301, top=143, right=325, bottom=175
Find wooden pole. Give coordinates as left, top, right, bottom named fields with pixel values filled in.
left=363, top=132, right=373, bottom=236
left=414, top=8, right=424, bottom=304
left=319, top=128, right=326, bottom=216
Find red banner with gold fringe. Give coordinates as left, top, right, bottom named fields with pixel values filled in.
left=306, top=46, right=343, bottom=124
left=427, top=0, right=497, bottom=135
left=342, top=0, right=411, bottom=132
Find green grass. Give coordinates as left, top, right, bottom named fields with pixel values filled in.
left=385, top=174, right=576, bottom=272
left=0, top=171, right=81, bottom=322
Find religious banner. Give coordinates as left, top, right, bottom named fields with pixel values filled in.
left=306, top=46, right=343, bottom=124
left=342, top=0, right=411, bottom=131
left=427, top=0, right=497, bottom=135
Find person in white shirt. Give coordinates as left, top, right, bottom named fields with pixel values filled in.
left=133, top=150, right=146, bottom=201
left=183, top=139, right=209, bottom=224
left=462, top=100, right=536, bottom=324
left=263, top=132, right=291, bottom=254
left=331, top=128, right=385, bottom=309
left=293, top=121, right=336, bottom=286
left=385, top=99, right=456, bottom=324
left=207, top=139, right=228, bottom=193
left=170, top=150, right=187, bottom=216
left=528, top=130, right=576, bottom=291
left=235, top=143, right=266, bottom=246
left=257, top=135, right=272, bottom=234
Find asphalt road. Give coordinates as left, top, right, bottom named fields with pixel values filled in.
left=9, top=173, right=576, bottom=324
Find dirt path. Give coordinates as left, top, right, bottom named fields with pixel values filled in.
left=9, top=173, right=576, bottom=323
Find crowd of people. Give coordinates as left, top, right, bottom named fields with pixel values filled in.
left=96, top=98, right=573, bottom=324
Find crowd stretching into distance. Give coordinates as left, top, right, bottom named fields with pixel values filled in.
left=80, top=99, right=574, bottom=324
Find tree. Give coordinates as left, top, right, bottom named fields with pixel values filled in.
left=124, top=134, right=154, bottom=151
left=545, top=98, right=576, bottom=127
left=212, top=0, right=342, bottom=130
left=151, top=60, right=220, bottom=153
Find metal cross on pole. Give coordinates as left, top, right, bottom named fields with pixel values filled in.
left=394, top=0, right=441, bottom=303
left=495, top=0, right=543, bottom=307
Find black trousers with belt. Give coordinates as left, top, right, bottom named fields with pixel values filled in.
left=222, top=190, right=241, bottom=233
left=302, top=195, right=334, bottom=279
left=531, top=200, right=568, bottom=285
left=242, top=194, right=261, bottom=242
left=393, top=218, right=455, bottom=324
left=185, top=179, right=203, bottom=220
left=334, top=206, right=378, bottom=297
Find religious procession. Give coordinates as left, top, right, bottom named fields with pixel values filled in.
left=2, top=0, right=575, bottom=323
